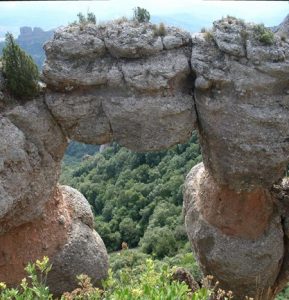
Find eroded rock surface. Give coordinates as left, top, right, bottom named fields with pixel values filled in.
left=183, top=16, right=289, bottom=300
left=2, top=15, right=289, bottom=300
left=42, top=20, right=196, bottom=151
left=0, top=100, right=67, bottom=233
left=192, top=17, right=289, bottom=190
left=184, top=163, right=284, bottom=299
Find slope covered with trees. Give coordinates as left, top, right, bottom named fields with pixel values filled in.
left=61, top=132, right=202, bottom=255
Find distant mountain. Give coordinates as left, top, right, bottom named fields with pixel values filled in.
left=0, top=26, right=54, bottom=69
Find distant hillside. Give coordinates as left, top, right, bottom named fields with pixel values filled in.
left=0, top=26, right=54, bottom=69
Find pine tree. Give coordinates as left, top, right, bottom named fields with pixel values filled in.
left=2, top=33, right=39, bottom=99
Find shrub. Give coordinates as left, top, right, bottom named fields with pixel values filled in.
left=73, top=12, right=96, bottom=25
left=253, top=24, right=274, bottom=45
left=204, top=30, right=214, bottom=42
left=2, top=33, right=39, bottom=99
left=140, top=226, right=178, bottom=259
left=133, top=7, right=150, bottom=23
left=152, top=23, right=167, bottom=37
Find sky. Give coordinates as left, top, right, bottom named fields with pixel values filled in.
left=0, top=0, right=288, bottom=40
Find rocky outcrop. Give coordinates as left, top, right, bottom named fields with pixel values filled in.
left=2, top=15, right=289, bottom=299
left=0, top=98, right=108, bottom=294
left=0, top=20, right=196, bottom=296
left=0, top=185, right=108, bottom=297
left=42, top=20, right=196, bottom=151
left=184, top=163, right=284, bottom=299
left=184, top=16, right=289, bottom=299
left=191, top=17, right=289, bottom=190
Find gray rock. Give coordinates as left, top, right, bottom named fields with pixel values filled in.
left=43, top=21, right=196, bottom=151
left=276, top=14, right=289, bottom=40
left=0, top=100, right=67, bottom=233
left=60, top=185, right=94, bottom=228
left=184, top=163, right=284, bottom=300
left=103, top=94, right=195, bottom=151
left=47, top=186, right=108, bottom=297
left=44, top=26, right=106, bottom=60
left=191, top=18, right=289, bottom=190
left=45, top=92, right=112, bottom=145
left=121, top=50, right=190, bottom=91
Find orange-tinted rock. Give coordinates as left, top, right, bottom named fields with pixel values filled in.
left=0, top=186, right=109, bottom=296
left=184, top=163, right=284, bottom=300
left=196, top=168, right=273, bottom=239
left=0, top=187, right=70, bottom=286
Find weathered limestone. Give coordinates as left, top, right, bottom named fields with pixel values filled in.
left=42, top=20, right=196, bottom=151
left=191, top=17, right=289, bottom=190
left=1, top=15, right=289, bottom=299
left=183, top=16, right=289, bottom=299
left=0, top=21, right=196, bottom=295
left=0, top=98, right=109, bottom=294
left=184, top=163, right=284, bottom=299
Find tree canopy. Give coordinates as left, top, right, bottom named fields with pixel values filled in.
left=2, top=33, right=39, bottom=99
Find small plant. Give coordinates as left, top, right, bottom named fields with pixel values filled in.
left=152, top=23, right=167, bottom=37
left=2, top=32, right=39, bottom=100
left=158, top=22, right=166, bottom=36
left=0, top=256, right=53, bottom=300
left=204, top=30, right=214, bottom=42
left=133, top=7, right=150, bottom=23
left=253, top=24, right=274, bottom=45
left=73, top=11, right=96, bottom=25
left=61, top=274, right=102, bottom=300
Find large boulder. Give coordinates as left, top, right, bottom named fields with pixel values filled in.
left=42, top=20, right=196, bottom=151
left=184, top=163, right=284, bottom=299
left=0, top=185, right=108, bottom=296
left=191, top=16, right=289, bottom=190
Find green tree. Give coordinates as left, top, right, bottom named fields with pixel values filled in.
left=133, top=7, right=150, bottom=23
left=141, top=226, right=178, bottom=259
left=119, top=217, right=140, bottom=247
left=2, top=33, right=39, bottom=99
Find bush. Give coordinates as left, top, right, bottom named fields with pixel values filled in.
left=253, top=24, right=274, bottom=45
left=153, top=23, right=167, bottom=37
left=2, top=33, right=39, bottom=99
left=141, top=226, right=178, bottom=259
left=133, top=7, right=150, bottom=23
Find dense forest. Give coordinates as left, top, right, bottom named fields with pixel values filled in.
left=61, top=132, right=202, bottom=256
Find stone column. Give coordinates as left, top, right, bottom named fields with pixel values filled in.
left=184, top=16, right=289, bottom=299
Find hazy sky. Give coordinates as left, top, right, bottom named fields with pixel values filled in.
left=0, top=1, right=288, bottom=40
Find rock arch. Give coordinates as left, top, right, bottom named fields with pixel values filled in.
left=1, top=16, right=289, bottom=298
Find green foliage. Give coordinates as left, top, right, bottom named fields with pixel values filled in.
left=62, top=141, right=99, bottom=166
left=276, top=284, right=289, bottom=300
left=61, top=133, right=202, bottom=252
left=133, top=7, right=150, bottom=23
left=0, top=255, right=209, bottom=300
left=2, top=32, right=39, bottom=99
left=140, top=226, right=178, bottom=259
left=253, top=24, right=274, bottom=45
left=70, top=12, right=97, bottom=26
left=0, top=256, right=52, bottom=300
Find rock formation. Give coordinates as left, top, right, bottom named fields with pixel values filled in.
left=42, top=20, right=196, bottom=151
left=0, top=20, right=196, bottom=295
left=1, top=15, right=289, bottom=299
left=184, top=16, right=289, bottom=299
